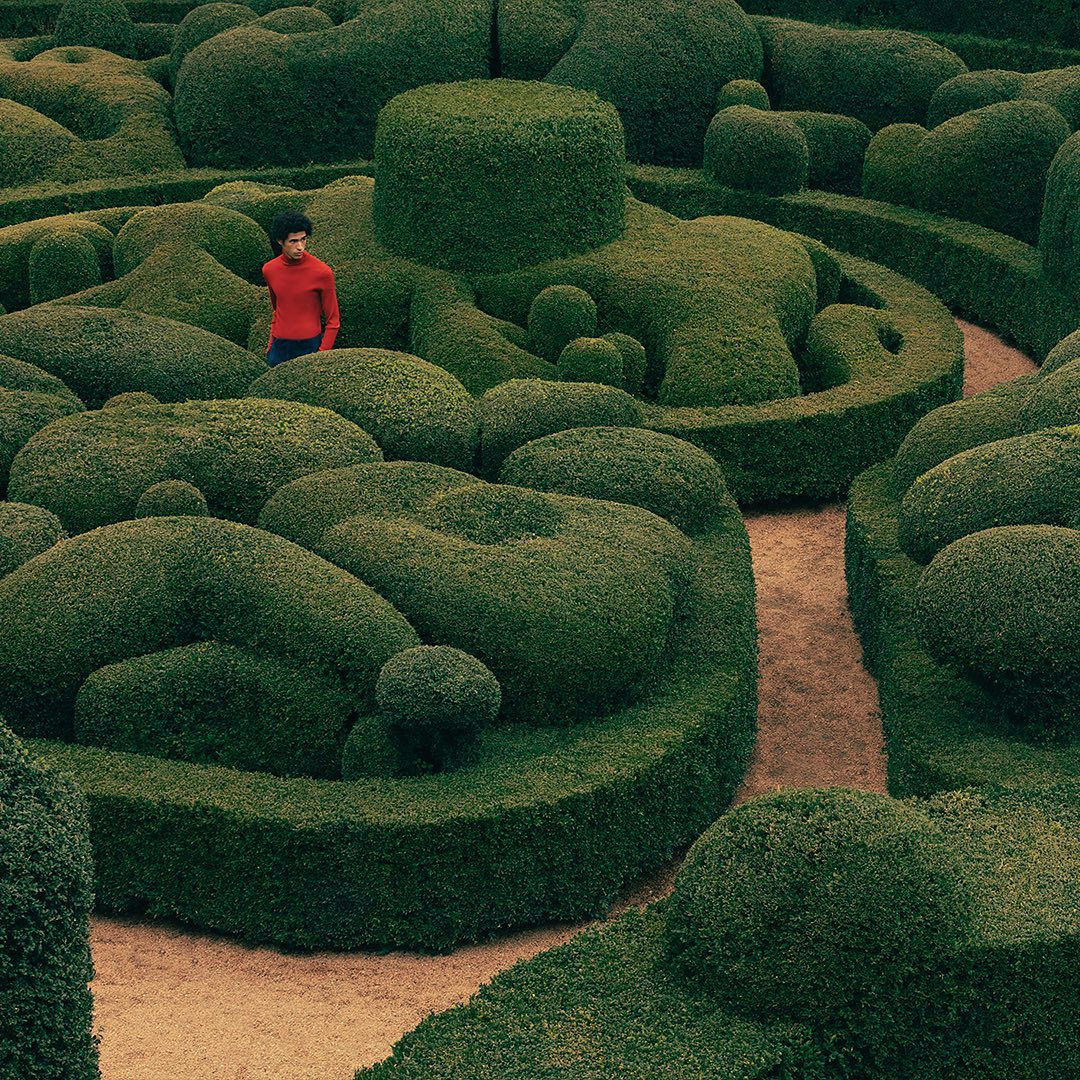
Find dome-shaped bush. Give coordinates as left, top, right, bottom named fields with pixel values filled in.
left=170, top=3, right=256, bottom=82
left=785, top=111, right=871, bottom=195
left=135, top=479, right=210, bottom=518
left=703, top=106, right=808, bottom=195
left=0, top=100, right=79, bottom=189
left=665, top=788, right=972, bottom=1026
left=375, top=644, right=501, bottom=771
left=862, top=122, right=928, bottom=205
left=252, top=5, right=333, bottom=32
left=918, top=525, right=1080, bottom=736
left=0, top=501, right=66, bottom=576
left=926, top=70, right=1023, bottom=128
left=527, top=285, right=597, bottom=364
left=557, top=337, right=624, bottom=387
left=1043, top=329, right=1080, bottom=374
left=0, top=724, right=97, bottom=1078
left=375, top=80, right=626, bottom=273
left=1018, top=358, right=1080, bottom=430
left=1040, top=131, right=1080, bottom=299
left=55, top=0, right=135, bottom=54
left=602, top=332, right=648, bottom=394
left=716, top=79, right=769, bottom=111
left=102, top=391, right=160, bottom=409
left=29, top=230, right=102, bottom=305
left=500, top=426, right=735, bottom=535
left=1021, top=65, right=1080, bottom=129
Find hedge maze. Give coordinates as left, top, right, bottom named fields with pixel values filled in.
left=0, top=0, right=1077, bottom=1075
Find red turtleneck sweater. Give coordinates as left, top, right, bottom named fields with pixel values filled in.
left=262, top=250, right=340, bottom=350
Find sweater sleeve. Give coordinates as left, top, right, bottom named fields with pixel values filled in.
left=263, top=268, right=276, bottom=352
left=318, top=268, right=340, bottom=351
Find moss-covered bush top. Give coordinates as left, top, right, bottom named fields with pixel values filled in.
left=8, top=396, right=382, bottom=532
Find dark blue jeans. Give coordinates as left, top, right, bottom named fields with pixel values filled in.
left=266, top=334, right=322, bottom=367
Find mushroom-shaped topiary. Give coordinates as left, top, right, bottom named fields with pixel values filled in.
left=665, top=788, right=972, bottom=1032
left=29, top=230, right=102, bottom=305
left=0, top=502, right=66, bottom=576
left=703, top=106, right=808, bottom=195
left=376, top=645, right=501, bottom=772
left=55, top=0, right=135, bottom=54
left=557, top=337, right=624, bottom=387
left=135, top=479, right=211, bottom=518
left=527, top=285, right=597, bottom=364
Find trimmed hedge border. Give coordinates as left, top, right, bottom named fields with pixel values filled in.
left=627, top=164, right=1080, bottom=359
left=26, top=511, right=756, bottom=951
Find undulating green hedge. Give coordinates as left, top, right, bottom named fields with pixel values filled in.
left=0, top=500, right=65, bottom=575
left=0, top=0, right=200, bottom=38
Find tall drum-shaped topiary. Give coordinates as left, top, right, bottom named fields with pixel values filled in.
left=1041, top=130, right=1080, bottom=300
left=703, top=106, right=808, bottom=195
left=374, top=80, right=627, bottom=273
left=0, top=723, right=98, bottom=1078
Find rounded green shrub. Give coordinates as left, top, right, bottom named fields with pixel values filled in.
left=1018, top=357, right=1080, bottom=430
left=527, top=285, right=598, bottom=364
left=0, top=501, right=65, bottom=577
left=602, top=332, right=648, bottom=395
left=113, top=203, right=269, bottom=282
left=784, top=111, right=872, bottom=195
left=926, top=70, right=1023, bottom=128
left=102, top=391, right=159, bottom=409
left=339, top=712, right=397, bottom=780
left=0, top=354, right=81, bottom=405
left=1043, top=328, right=1080, bottom=374
left=374, top=79, right=626, bottom=273
left=716, top=79, right=769, bottom=111
left=665, top=788, right=972, bottom=1027
left=169, top=3, right=256, bottom=83
left=54, top=0, right=135, bottom=54
left=375, top=644, right=501, bottom=772
left=899, top=429, right=1080, bottom=563
left=253, top=5, right=333, bottom=32
left=134, top=479, right=210, bottom=518
left=0, top=306, right=264, bottom=408
left=1020, top=65, right=1080, bottom=130
left=862, top=122, right=929, bottom=205
left=0, top=515, right=417, bottom=739
left=918, top=525, right=1080, bottom=736
left=914, top=99, right=1070, bottom=243
left=74, top=641, right=350, bottom=778
left=28, top=229, right=102, bottom=305
left=703, top=106, right=808, bottom=195
left=500, top=426, right=735, bottom=536
left=0, top=100, right=79, bottom=189
left=557, top=337, right=624, bottom=387
left=798, top=234, right=842, bottom=310
left=8, top=397, right=382, bottom=533
left=0, top=724, right=97, bottom=1079
left=479, top=378, right=644, bottom=475
left=1040, top=130, right=1080, bottom=298
left=248, top=347, right=480, bottom=470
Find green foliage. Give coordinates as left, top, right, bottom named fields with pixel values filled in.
left=500, top=426, right=737, bottom=536
left=375, top=644, right=501, bottom=772
left=918, top=525, right=1079, bottom=737
left=557, top=336, right=623, bottom=386
left=926, top=70, right=1024, bottom=127
left=1044, top=328, right=1080, bottom=373
left=252, top=5, right=332, bottom=32
left=899, top=429, right=1080, bottom=564
left=784, top=111, right=871, bottom=195
left=0, top=501, right=65, bottom=576
left=134, top=478, right=209, bottom=517
left=74, top=641, right=351, bottom=778
left=0, top=98, right=79, bottom=188
left=0, top=515, right=416, bottom=739
left=799, top=303, right=904, bottom=392
left=249, top=347, right=479, bottom=470
left=862, top=122, right=928, bottom=205
left=54, top=0, right=134, bottom=54
left=1019, top=356, right=1080, bottom=428
left=374, top=80, right=626, bottom=274
left=479, top=378, right=644, bottom=475
left=0, top=305, right=263, bottom=408
left=602, top=331, right=648, bottom=394
left=717, top=78, right=770, bottom=111
left=0, top=724, right=98, bottom=1080
left=28, top=228, right=101, bottom=304
left=527, top=284, right=597, bottom=363
left=1021, top=65, right=1080, bottom=129
left=1040, top=131, right=1080, bottom=300
left=103, top=390, right=159, bottom=409
left=9, top=396, right=382, bottom=533
left=703, top=106, right=808, bottom=195
left=170, top=4, right=257, bottom=84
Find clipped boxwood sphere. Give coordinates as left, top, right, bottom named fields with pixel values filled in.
left=28, top=231, right=102, bottom=307
left=926, top=70, right=1023, bottom=128
left=527, top=285, right=597, bottom=364
left=170, top=3, right=256, bottom=81
left=862, top=122, right=928, bottom=204
left=54, top=0, right=134, bottom=54
left=376, top=645, right=500, bottom=771
left=602, top=332, right=648, bottom=394
left=703, top=106, right=808, bottom=195
left=557, top=337, right=624, bottom=387
left=374, top=80, right=626, bottom=273
left=1040, top=131, right=1080, bottom=299
left=716, top=79, right=770, bottom=111
left=0, top=501, right=66, bottom=576
left=135, top=479, right=210, bottom=518
left=665, top=788, right=972, bottom=1026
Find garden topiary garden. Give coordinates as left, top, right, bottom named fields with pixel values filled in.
left=0, top=0, right=1077, bottom=1072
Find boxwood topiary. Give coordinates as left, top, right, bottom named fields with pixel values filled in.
left=602, top=331, right=648, bottom=394
left=862, top=122, right=929, bottom=205
left=783, top=111, right=871, bottom=195
left=716, top=77, right=770, bottom=111
left=1021, top=65, right=1080, bottom=129
left=169, top=3, right=257, bottom=85
left=557, top=336, right=624, bottom=386
left=0, top=500, right=65, bottom=576
left=1018, top=356, right=1080, bottom=429
left=1043, top=328, right=1080, bottom=373
left=527, top=284, right=598, bottom=363
left=1040, top=130, right=1080, bottom=300
left=28, top=229, right=101, bottom=304
left=0, top=723, right=97, bottom=1080
left=54, top=0, right=135, bottom=55
left=0, top=99, right=79, bottom=189
left=926, top=69, right=1024, bottom=128
left=252, top=5, right=333, bottom=32
left=703, top=106, right=808, bottom=195
left=134, top=479, right=209, bottom=518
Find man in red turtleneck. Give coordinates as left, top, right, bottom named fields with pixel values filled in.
left=262, top=209, right=341, bottom=366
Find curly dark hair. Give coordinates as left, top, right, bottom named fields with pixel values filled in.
left=268, top=209, right=314, bottom=249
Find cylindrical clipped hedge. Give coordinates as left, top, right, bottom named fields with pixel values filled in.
left=374, top=80, right=627, bottom=272
left=703, top=106, right=808, bottom=195
left=1040, top=130, right=1080, bottom=300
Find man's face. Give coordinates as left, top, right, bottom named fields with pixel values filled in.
left=280, top=230, right=308, bottom=261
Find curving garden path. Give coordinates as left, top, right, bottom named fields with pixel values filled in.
left=88, top=320, right=1036, bottom=1080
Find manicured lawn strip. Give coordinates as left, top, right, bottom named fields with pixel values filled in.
left=845, top=462, right=1080, bottom=796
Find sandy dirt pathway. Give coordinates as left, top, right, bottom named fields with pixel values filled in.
left=88, top=319, right=1036, bottom=1079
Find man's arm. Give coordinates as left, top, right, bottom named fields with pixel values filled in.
left=264, top=270, right=277, bottom=353
left=319, top=268, right=340, bottom=351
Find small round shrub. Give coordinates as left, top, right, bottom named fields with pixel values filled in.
left=665, top=788, right=972, bottom=1027
left=252, top=5, right=333, bottom=32
left=1018, top=358, right=1080, bottom=430
left=557, top=337, right=624, bottom=387
left=170, top=3, right=256, bottom=82
left=527, top=285, right=598, bottom=364
left=716, top=79, right=769, bottom=111
left=784, top=111, right=872, bottom=195
left=1020, top=65, right=1080, bottom=130
left=602, top=332, right=648, bottom=394
left=500, top=426, right=735, bottom=535
left=28, top=230, right=102, bottom=305
left=0, top=100, right=79, bottom=189
left=703, top=106, right=808, bottom=195
left=374, top=80, right=626, bottom=272
left=918, top=525, right=1080, bottom=736
left=1040, top=131, right=1080, bottom=298
left=0, top=502, right=66, bottom=576
left=1043, top=329, right=1080, bottom=374
left=135, top=479, right=210, bottom=518
left=375, top=645, right=501, bottom=772
left=862, top=122, right=928, bottom=205
left=926, top=70, right=1023, bottom=128
left=0, top=723, right=97, bottom=1078
left=103, top=391, right=160, bottom=409
left=55, top=0, right=135, bottom=55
